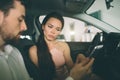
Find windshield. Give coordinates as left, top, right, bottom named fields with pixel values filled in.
left=86, top=0, right=120, bottom=30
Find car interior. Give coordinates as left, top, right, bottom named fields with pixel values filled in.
left=11, top=0, right=120, bottom=80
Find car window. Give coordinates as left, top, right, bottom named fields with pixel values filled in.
left=39, top=15, right=102, bottom=42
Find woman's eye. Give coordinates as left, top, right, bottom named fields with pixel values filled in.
left=56, top=28, right=61, bottom=31
left=56, top=27, right=62, bottom=31
left=18, top=18, right=23, bottom=23
left=48, top=25, right=53, bottom=28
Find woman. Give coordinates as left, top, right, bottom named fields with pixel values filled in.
left=29, top=12, right=74, bottom=80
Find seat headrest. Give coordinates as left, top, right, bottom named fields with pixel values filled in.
left=34, top=15, right=42, bottom=34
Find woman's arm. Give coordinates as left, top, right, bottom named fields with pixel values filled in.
left=29, top=45, right=38, bottom=67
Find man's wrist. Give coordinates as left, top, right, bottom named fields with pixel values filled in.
left=65, top=76, right=74, bottom=80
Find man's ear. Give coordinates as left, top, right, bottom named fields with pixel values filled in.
left=0, top=11, right=4, bottom=25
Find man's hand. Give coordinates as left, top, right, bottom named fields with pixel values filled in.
left=70, top=54, right=94, bottom=80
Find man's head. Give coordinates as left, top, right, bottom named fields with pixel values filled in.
left=0, top=0, right=27, bottom=45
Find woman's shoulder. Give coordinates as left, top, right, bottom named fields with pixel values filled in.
left=29, top=45, right=37, bottom=53
left=57, top=41, right=69, bottom=48
left=30, top=45, right=37, bottom=49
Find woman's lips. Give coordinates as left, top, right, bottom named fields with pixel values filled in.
left=48, top=35, right=55, bottom=39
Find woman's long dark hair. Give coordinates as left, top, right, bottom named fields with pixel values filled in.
left=36, top=12, right=64, bottom=80
left=36, top=34, right=56, bottom=80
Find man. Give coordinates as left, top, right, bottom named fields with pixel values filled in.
left=0, top=0, right=32, bottom=80
left=0, top=0, right=94, bottom=80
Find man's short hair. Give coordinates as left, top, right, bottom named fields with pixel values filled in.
left=0, top=0, right=28, bottom=15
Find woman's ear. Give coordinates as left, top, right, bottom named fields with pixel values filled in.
left=0, top=11, right=4, bottom=25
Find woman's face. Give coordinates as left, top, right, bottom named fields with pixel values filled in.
left=42, top=17, right=62, bottom=41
